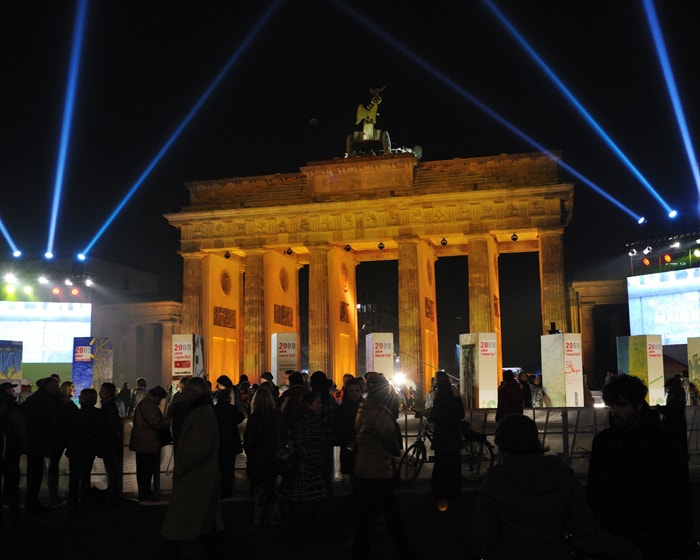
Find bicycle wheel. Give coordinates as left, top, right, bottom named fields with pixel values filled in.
left=397, top=442, right=426, bottom=484
left=461, top=439, right=495, bottom=481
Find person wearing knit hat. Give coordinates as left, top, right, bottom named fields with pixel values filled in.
left=129, top=384, right=171, bottom=502
left=352, top=372, right=414, bottom=559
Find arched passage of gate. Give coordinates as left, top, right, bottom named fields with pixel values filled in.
left=166, top=151, right=573, bottom=399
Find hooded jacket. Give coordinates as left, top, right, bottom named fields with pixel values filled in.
left=470, top=452, right=640, bottom=560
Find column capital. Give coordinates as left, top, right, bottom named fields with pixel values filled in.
left=537, top=227, right=565, bottom=238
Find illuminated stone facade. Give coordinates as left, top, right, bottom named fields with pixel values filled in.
left=166, top=151, right=573, bottom=396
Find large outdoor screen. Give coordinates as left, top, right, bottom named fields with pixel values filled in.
left=627, top=267, right=700, bottom=345
left=0, top=301, right=92, bottom=363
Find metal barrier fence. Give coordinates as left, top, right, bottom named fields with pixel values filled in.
left=464, top=406, right=700, bottom=478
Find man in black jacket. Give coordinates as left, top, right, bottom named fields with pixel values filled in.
left=99, top=382, right=124, bottom=507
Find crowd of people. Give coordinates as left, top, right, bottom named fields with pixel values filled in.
left=1, top=369, right=699, bottom=560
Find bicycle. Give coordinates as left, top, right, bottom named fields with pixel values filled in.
left=397, top=412, right=496, bottom=485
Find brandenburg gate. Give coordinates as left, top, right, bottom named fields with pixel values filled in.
left=166, top=149, right=573, bottom=398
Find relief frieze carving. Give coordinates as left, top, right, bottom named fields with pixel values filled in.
left=213, top=306, right=236, bottom=329
left=274, top=304, right=294, bottom=327
left=410, top=208, right=425, bottom=223
left=530, top=200, right=544, bottom=215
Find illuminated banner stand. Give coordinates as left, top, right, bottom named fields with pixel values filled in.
left=0, top=339, right=22, bottom=382
left=541, top=333, right=584, bottom=407
left=272, top=332, right=298, bottom=385
left=171, top=334, right=205, bottom=384
left=459, top=333, right=498, bottom=409
left=72, top=337, right=113, bottom=398
left=616, top=335, right=665, bottom=405
left=365, top=332, right=394, bottom=377
left=688, top=337, right=700, bottom=386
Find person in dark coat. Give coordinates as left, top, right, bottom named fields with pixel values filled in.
left=64, top=388, right=105, bottom=513
left=48, top=381, right=78, bottom=506
left=352, top=373, right=415, bottom=560
left=428, top=371, right=465, bottom=506
left=309, top=370, right=337, bottom=514
left=279, top=390, right=326, bottom=543
left=129, top=385, right=170, bottom=502
left=587, top=374, right=679, bottom=559
left=496, top=373, right=523, bottom=422
left=0, top=380, right=27, bottom=528
left=468, top=413, right=640, bottom=560
left=21, top=376, right=60, bottom=513
left=331, top=376, right=363, bottom=529
left=99, top=382, right=124, bottom=506
left=656, top=375, right=695, bottom=556
left=213, top=387, right=245, bottom=499
left=243, top=385, right=284, bottom=527
left=160, top=377, right=223, bottom=555
left=278, top=371, right=309, bottom=437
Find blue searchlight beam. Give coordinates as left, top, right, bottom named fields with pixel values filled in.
left=0, top=216, right=22, bottom=257
left=332, top=0, right=643, bottom=223
left=46, top=0, right=89, bottom=259
left=79, top=0, right=283, bottom=259
left=483, top=0, right=676, bottom=218
left=643, top=0, right=700, bottom=216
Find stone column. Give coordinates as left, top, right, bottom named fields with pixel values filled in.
left=467, top=234, right=502, bottom=375
left=308, top=245, right=331, bottom=374
left=539, top=229, right=568, bottom=333
left=243, top=250, right=265, bottom=376
left=181, top=253, right=204, bottom=335
left=398, top=239, right=422, bottom=387
left=579, top=302, right=596, bottom=382
left=467, top=234, right=500, bottom=333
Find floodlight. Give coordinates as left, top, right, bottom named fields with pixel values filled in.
left=670, top=241, right=681, bottom=249
left=77, top=253, right=86, bottom=261
left=85, top=278, right=93, bottom=287
left=668, top=210, right=678, bottom=218
left=64, top=278, right=73, bottom=286
left=628, top=249, right=638, bottom=257
left=12, top=250, right=21, bottom=258
left=637, top=216, right=647, bottom=225
left=38, top=275, right=49, bottom=284
left=23, top=286, right=33, bottom=295
left=4, top=273, right=17, bottom=284
left=44, top=252, right=54, bottom=259
left=643, top=246, right=653, bottom=255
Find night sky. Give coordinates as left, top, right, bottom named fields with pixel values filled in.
left=1, top=0, right=698, bottom=371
